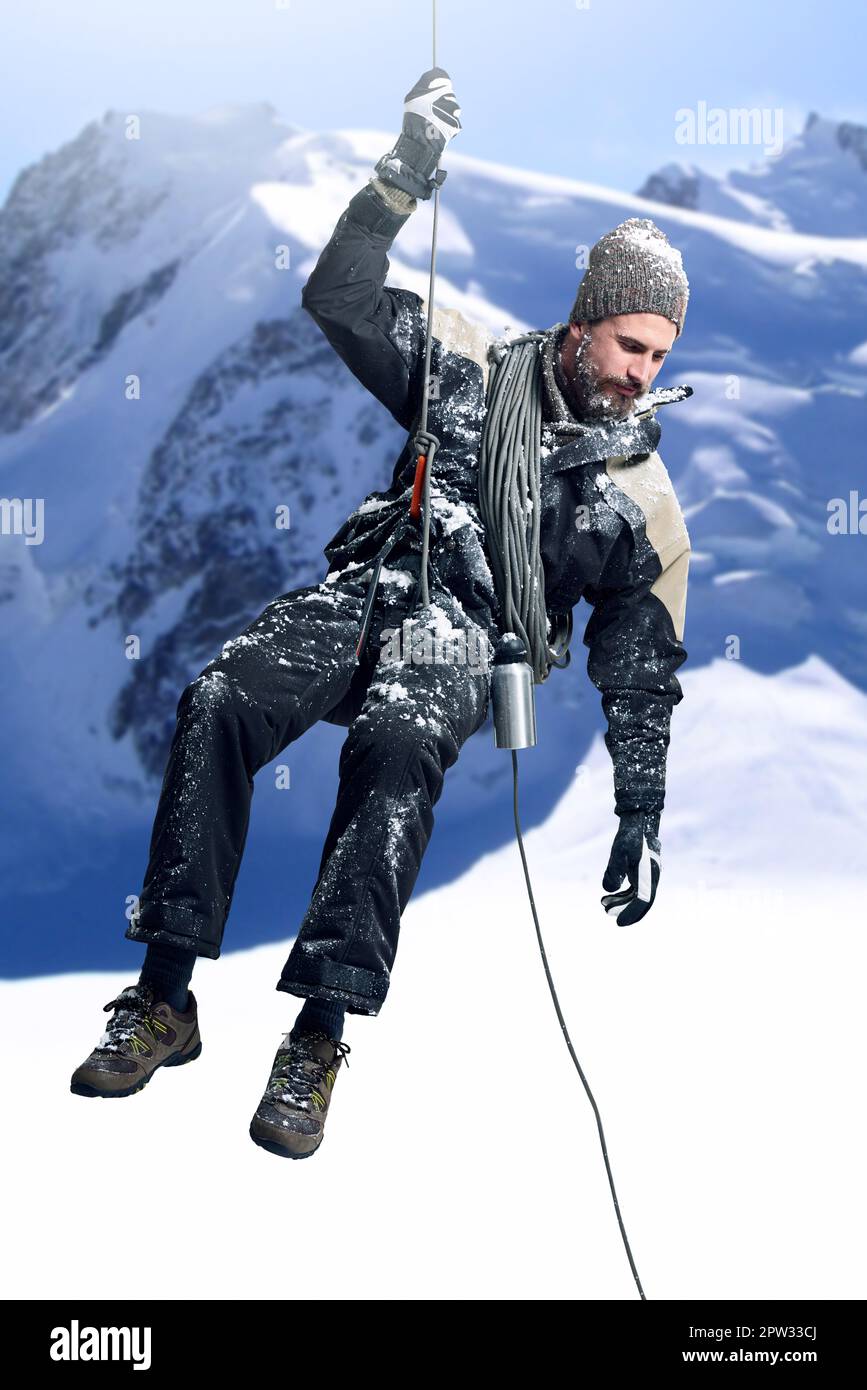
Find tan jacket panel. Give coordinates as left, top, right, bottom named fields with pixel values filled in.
left=604, top=450, right=691, bottom=641
left=419, top=297, right=494, bottom=396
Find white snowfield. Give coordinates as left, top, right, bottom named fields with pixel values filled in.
left=1, top=654, right=863, bottom=1301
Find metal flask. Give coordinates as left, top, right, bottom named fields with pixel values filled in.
left=491, top=633, right=537, bottom=749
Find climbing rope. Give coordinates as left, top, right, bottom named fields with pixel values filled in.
left=510, top=748, right=646, bottom=1299
left=477, top=331, right=575, bottom=684
left=408, top=0, right=443, bottom=612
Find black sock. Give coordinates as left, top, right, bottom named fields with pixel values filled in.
left=293, top=996, right=346, bottom=1041
left=138, top=942, right=196, bottom=1012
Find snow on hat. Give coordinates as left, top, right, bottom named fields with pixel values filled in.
left=569, top=217, right=689, bottom=337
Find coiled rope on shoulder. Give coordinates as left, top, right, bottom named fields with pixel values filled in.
left=478, top=331, right=571, bottom=684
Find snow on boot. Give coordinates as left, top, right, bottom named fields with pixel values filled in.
left=249, top=1027, right=351, bottom=1161
left=70, top=982, right=202, bottom=1098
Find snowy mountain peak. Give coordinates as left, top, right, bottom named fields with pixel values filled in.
left=637, top=110, right=867, bottom=235
left=0, top=101, right=313, bottom=435
left=803, top=109, right=867, bottom=167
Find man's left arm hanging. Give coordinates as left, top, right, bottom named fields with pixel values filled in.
left=582, top=513, right=691, bottom=926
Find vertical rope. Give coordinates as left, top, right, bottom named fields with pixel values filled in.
left=416, top=0, right=439, bottom=609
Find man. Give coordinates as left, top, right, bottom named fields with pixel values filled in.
left=70, top=70, right=691, bottom=1162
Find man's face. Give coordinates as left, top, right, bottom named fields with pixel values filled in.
left=559, top=312, right=677, bottom=422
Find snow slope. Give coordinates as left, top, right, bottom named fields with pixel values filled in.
left=1, top=656, right=863, bottom=1300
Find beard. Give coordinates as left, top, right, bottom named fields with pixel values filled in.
left=566, top=336, right=646, bottom=423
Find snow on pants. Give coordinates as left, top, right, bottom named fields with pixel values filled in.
left=124, top=563, right=495, bottom=1016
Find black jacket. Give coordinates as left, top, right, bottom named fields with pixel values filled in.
left=300, top=180, right=692, bottom=818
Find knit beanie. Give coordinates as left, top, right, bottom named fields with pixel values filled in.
left=569, top=217, right=689, bottom=338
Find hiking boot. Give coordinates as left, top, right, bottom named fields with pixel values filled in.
left=70, top=982, right=202, bottom=1098
left=249, top=1026, right=351, bottom=1160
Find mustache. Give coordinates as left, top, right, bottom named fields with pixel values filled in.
left=601, top=376, right=645, bottom=392
left=573, top=354, right=645, bottom=395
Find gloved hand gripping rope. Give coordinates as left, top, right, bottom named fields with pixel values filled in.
left=354, top=63, right=460, bottom=661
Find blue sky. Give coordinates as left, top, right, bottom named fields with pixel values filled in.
left=1, top=0, right=865, bottom=203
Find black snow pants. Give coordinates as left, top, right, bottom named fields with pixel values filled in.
left=124, top=555, right=495, bottom=1016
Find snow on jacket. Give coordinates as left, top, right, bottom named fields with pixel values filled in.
left=299, top=179, right=692, bottom=818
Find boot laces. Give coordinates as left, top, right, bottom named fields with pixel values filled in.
left=266, top=1029, right=351, bottom=1109
left=95, top=984, right=161, bottom=1055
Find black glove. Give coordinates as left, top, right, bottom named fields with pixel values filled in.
left=374, top=67, right=462, bottom=200
left=601, top=809, right=662, bottom=927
